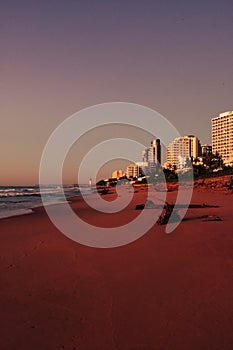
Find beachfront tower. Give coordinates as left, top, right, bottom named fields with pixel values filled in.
left=166, top=135, right=200, bottom=169
left=212, top=111, right=233, bottom=166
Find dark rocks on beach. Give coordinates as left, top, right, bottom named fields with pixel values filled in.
left=101, top=188, right=109, bottom=195
left=135, top=204, right=145, bottom=210
left=135, top=200, right=156, bottom=210
left=201, top=215, right=222, bottom=222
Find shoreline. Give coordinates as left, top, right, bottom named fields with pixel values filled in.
left=1, top=173, right=232, bottom=220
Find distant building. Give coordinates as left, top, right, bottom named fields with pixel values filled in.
left=148, top=139, right=161, bottom=164
left=212, top=111, right=233, bottom=165
left=142, top=148, right=149, bottom=163
left=201, top=144, right=212, bottom=156
left=136, top=162, right=149, bottom=176
left=142, top=139, right=161, bottom=173
left=166, top=135, right=201, bottom=170
left=126, top=163, right=140, bottom=178
left=112, top=170, right=124, bottom=179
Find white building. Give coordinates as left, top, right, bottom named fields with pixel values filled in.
left=126, top=163, right=139, bottom=178
left=147, top=140, right=161, bottom=164
left=136, top=162, right=149, bottom=176
left=112, top=170, right=124, bottom=179
left=142, top=139, right=161, bottom=173
left=212, top=111, right=233, bottom=165
left=166, top=135, right=200, bottom=170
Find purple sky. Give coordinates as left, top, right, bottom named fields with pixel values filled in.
left=1, top=0, right=233, bottom=184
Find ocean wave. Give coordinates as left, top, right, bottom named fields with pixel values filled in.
left=0, top=208, right=33, bottom=219
left=0, top=187, right=76, bottom=198
left=0, top=185, right=83, bottom=219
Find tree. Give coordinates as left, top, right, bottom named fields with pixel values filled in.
left=96, top=179, right=106, bottom=186
left=202, top=152, right=224, bottom=172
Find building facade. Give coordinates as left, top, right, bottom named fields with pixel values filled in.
left=212, top=111, right=233, bottom=165
left=201, top=144, right=212, bottom=156
left=166, top=135, right=201, bottom=170
left=126, top=163, right=139, bottom=178
left=142, top=139, right=161, bottom=173
left=112, top=170, right=124, bottom=179
left=147, top=139, right=161, bottom=164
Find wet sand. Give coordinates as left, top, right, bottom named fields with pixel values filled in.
left=0, top=188, right=232, bottom=350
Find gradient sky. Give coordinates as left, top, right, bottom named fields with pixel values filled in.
left=1, top=0, right=233, bottom=185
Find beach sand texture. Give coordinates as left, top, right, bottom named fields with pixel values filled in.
left=0, top=188, right=232, bottom=350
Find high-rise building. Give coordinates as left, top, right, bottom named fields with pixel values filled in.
left=126, top=163, right=139, bottom=178
left=142, top=139, right=161, bottom=173
left=135, top=162, right=149, bottom=177
left=201, top=144, right=212, bottom=156
left=112, top=170, right=124, bottom=179
left=148, top=139, right=161, bottom=164
left=166, top=135, right=200, bottom=169
left=142, top=148, right=149, bottom=163
left=212, top=111, right=233, bottom=165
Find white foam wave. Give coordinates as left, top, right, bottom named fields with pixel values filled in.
left=0, top=209, right=33, bottom=219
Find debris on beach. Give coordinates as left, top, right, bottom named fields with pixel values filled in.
left=135, top=200, right=156, bottom=210
left=157, top=202, right=180, bottom=225
left=135, top=200, right=181, bottom=225
left=135, top=204, right=145, bottom=210
left=135, top=200, right=222, bottom=225
left=101, top=188, right=109, bottom=195
left=201, top=215, right=222, bottom=222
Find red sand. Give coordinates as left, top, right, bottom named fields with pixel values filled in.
left=0, top=188, right=232, bottom=350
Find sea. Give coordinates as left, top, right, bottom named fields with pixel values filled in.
left=0, top=185, right=91, bottom=219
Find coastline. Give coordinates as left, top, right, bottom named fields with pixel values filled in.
left=0, top=187, right=232, bottom=349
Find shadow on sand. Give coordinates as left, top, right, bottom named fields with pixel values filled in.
left=135, top=200, right=221, bottom=225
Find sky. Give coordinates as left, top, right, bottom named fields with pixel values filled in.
left=1, top=0, right=233, bottom=185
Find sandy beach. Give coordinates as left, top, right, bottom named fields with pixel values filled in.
left=0, top=187, right=232, bottom=350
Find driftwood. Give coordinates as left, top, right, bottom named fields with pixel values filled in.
left=135, top=200, right=222, bottom=224
left=101, top=188, right=109, bottom=195
left=201, top=215, right=222, bottom=222
left=135, top=200, right=156, bottom=210
left=157, top=202, right=180, bottom=225
left=135, top=200, right=180, bottom=225
left=135, top=204, right=145, bottom=210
